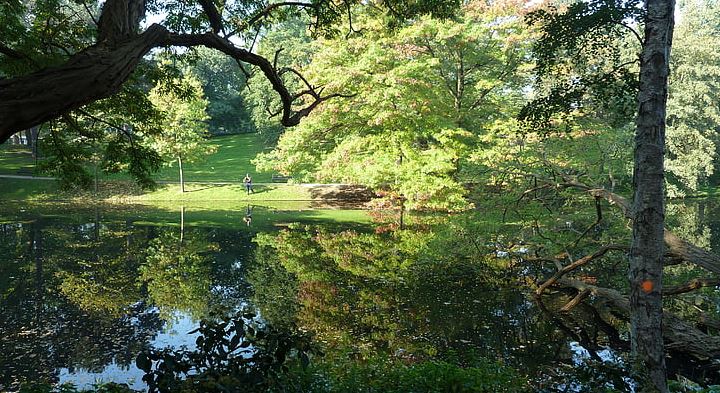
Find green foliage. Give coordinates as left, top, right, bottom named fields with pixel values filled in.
left=282, top=356, right=528, bottom=393
left=184, top=47, right=254, bottom=135
left=137, top=312, right=315, bottom=393
left=664, top=0, right=720, bottom=196
left=255, top=3, right=530, bottom=210
left=145, top=74, right=216, bottom=166
left=522, top=0, right=720, bottom=197
left=520, top=0, right=641, bottom=133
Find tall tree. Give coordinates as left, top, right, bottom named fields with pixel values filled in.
left=0, top=0, right=459, bottom=145
left=186, top=47, right=254, bottom=135
left=146, top=75, right=215, bottom=193
left=254, top=3, right=529, bottom=209
left=664, top=0, right=720, bottom=196
left=524, top=0, right=677, bottom=388
left=630, top=0, right=675, bottom=389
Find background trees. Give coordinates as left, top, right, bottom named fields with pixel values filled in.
left=146, top=75, right=216, bottom=193
left=186, top=47, right=254, bottom=136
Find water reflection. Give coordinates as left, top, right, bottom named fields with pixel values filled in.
left=1, top=201, right=716, bottom=391
left=0, top=204, right=259, bottom=391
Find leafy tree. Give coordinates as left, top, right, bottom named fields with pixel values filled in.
left=664, top=0, right=720, bottom=196
left=146, top=75, right=216, bottom=193
left=0, top=0, right=459, bottom=144
left=255, top=2, right=529, bottom=209
left=185, top=47, right=254, bottom=135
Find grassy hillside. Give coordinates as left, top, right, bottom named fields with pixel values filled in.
left=154, top=133, right=272, bottom=183
left=0, top=133, right=273, bottom=182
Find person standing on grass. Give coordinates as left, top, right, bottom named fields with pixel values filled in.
left=243, top=173, right=253, bottom=195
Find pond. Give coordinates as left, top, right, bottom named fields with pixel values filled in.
left=0, top=200, right=718, bottom=391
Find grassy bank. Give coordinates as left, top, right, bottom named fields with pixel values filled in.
left=116, top=182, right=312, bottom=202
left=0, top=178, right=311, bottom=203
left=0, top=179, right=373, bottom=218
left=0, top=133, right=273, bottom=182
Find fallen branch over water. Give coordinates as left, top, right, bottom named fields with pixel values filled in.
left=558, top=278, right=720, bottom=360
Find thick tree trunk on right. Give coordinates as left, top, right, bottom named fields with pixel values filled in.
left=630, top=0, right=675, bottom=391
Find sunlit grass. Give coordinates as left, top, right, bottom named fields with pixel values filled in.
left=0, top=145, right=36, bottom=174
left=0, top=133, right=274, bottom=182
left=121, top=183, right=312, bottom=202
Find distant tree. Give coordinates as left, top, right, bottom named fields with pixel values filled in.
left=146, top=75, right=216, bottom=193
left=186, top=47, right=254, bottom=135
left=664, top=0, right=720, bottom=196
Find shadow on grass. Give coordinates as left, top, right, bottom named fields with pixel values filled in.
left=246, top=185, right=270, bottom=195
left=186, top=184, right=224, bottom=193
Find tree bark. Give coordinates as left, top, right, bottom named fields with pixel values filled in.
left=178, top=156, right=185, bottom=193
left=0, top=25, right=166, bottom=143
left=0, top=0, right=343, bottom=144
left=558, top=278, right=720, bottom=360
left=631, top=0, right=675, bottom=390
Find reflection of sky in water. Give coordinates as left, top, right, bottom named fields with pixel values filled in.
left=570, top=341, right=623, bottom=364
left=568, top=342, right=635, bottom=392
left=59, top=312, right=200, bottom=391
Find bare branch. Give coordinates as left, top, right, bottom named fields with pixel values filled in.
left=163, top=31, right=352, bottom=127
left=80, top=0, right=100, bottom=26
left=247, top=2, right=316, bottom=27
left=664, top=278, right=720, bottom=296
left=535, top=244, right=628, bottom=295
left=76, top=109, right=137, bottom=148
left=560, top=288, right=591, bottom=312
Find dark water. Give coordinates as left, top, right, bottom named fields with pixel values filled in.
left=0, top=200, right=717, bottom=391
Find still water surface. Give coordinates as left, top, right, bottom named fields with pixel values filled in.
left=1, top=201, right=717, bottom=391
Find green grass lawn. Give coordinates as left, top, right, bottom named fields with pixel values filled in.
left=0, top=178, right=372, bottom=216
left=119, top=182, right=312, bottom=202
left=152, top=133, right=273, bottom=183
left=0, top=144, right=36, bottom=174
left=0, top=133, right=273, bottom=182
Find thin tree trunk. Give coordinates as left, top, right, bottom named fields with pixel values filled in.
left=178, top=156, right=185, bottom=193
left=180, top=206, right=185, bottom=243
left=94, top=162, right=99, bottom=194
left=630, top=0, right=675, bottom=390
left=30, top=126, right=39, bottom=159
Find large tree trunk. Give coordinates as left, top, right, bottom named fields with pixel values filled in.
left=0, top=0, right=329, bottom=145
left=0, top=24, right=166, bottom=143
left=631, top=0, right=675, bottom=390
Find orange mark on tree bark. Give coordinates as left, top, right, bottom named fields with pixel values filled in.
left=641, top=280, right=654, bottom=293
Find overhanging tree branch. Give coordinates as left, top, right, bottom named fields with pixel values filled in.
left=0, top=0, right=355, bottom=143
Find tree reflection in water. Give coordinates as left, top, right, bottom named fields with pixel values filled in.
left=2, top=202, right=720, bottom=390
